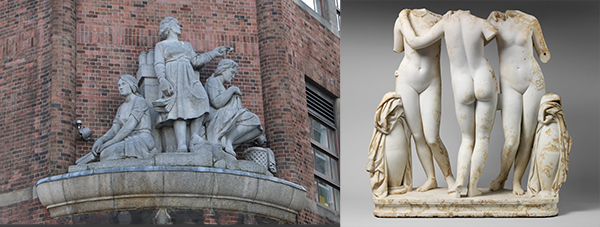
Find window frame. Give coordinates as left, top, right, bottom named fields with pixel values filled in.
left=312, top=146, right=339, bottom=188
left=294, top=0, right=340, bottom=36
left=315, top=178, right=340, bottom=211
left=306, top=81, right=340, bottom=212
left=309, top=115, right=338, bottom=157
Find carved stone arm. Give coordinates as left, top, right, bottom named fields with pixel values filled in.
left=401, top=10, right=446, bottom=50
left=531, top=17, right=551, bottom=63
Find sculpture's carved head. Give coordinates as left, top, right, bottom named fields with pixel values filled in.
left=118, top=74, right=140, bottom=96
left=159, top=17, right=181, bottom=40
left=214, top=59, right=239, bottom=83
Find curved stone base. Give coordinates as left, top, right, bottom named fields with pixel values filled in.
left=63, top=208, right=286, bottom=224
left=373, top=188, right=559, bottom=217
left=36, top=166, right=310, bottom=223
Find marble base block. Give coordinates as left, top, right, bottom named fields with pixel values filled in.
left=373, top=188, right=558, bottom=217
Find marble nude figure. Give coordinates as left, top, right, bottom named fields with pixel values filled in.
left=368, top=8, right=571, bottom=203
left=487, top=10, right=552, bottom=196
left=390, top=8, right=455, bottom=194
left=400, top=9, right=499, bottom=197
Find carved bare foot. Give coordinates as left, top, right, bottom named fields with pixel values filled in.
left=447, top=182, right=462, bottom=194
left=489, top=177, right=505, bottom=191
left=512, top=183, right=525, bottom=196
left=417, top=178, right=437, bottom=192
left=467, top=187, right=482, bottom=197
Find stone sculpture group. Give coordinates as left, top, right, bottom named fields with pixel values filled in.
left=367, top=9, right=572, bottom=217
left=76, top=17, right=273, bottom=175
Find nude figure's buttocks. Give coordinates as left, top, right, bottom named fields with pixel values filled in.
left=402, top=10, right=498, bottom=197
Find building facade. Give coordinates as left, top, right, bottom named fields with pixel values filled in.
left=0, top=0, right=340, bottom=224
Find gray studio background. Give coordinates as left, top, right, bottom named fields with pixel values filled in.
left=340, top=1, right=599, bottom=226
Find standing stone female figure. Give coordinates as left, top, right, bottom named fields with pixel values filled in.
left=401, top=10, right=498, bottom=197
left=487, top=10, right=551, bottom=195
left=153, top=17, right=230, bottom=152
left=392, top=9, right=455, bottom=192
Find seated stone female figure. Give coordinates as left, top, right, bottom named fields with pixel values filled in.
left=205, top=59, right=264, bottom=156
left=82, top=74, right=155, bottom=163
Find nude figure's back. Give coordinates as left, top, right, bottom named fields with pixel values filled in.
left=441, top=10, right=497, bottom=102
left=442, top=10, right=494, bottom=76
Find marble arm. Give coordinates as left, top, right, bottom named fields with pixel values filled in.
left=531, top=17, right=551, bottom=63
left=400, top=9, right=446, bottom=50
left=482, top=19, right=498, bottom=46
left=392, top=9, right=408, bottom=53
left=485, top=11, right=504, bottom=47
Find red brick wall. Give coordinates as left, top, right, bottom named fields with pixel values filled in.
left=299, top=209, right=338, bottom=225
left=0, top=0, right=78, bottom=224
left=0, top=0, right=53, bottom=195
left=0, top=0, right=77, bottom=195
left=0, top=199, right=72, bottom=224
left=256, top=0, right=340, bottom=223
left=48, top=0, right=78, bottom=176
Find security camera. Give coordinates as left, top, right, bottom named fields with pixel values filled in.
left=77, top=120, right=93, bottom=141
left=79, top=127, right=92, bottom=141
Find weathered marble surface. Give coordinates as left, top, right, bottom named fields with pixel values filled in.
left=527, top=93, right=571, bottom=198
left=401, top=9, right=499, bottom=197
left=373, top=188, right=558, bottom=217
left=488, top=10, right=552, bottom=196
left=367, top=8, right=572, bottom=218
left=367, top=92, right=412, bottom=198
left=391, top=9, right=455, bottom=192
